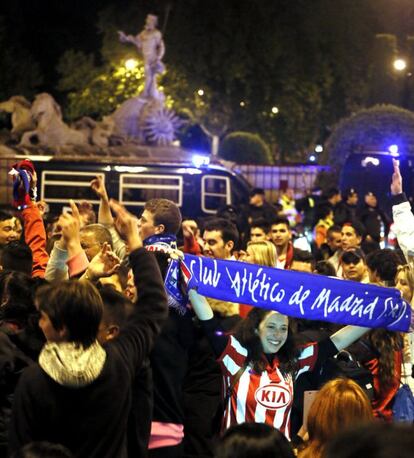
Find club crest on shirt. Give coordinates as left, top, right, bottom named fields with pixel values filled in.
left=255, top=384, right=292, bottom=410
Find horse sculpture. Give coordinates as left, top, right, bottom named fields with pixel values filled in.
left=19, top=93, right=89, bottom=148
left=0, top=96, right=35, bottom=136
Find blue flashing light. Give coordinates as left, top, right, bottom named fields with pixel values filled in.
left=388, top=144, right=399, bottom=157
left=192, top=154, right=210, bottom=168
left=309, top=154, right=316, bottom=162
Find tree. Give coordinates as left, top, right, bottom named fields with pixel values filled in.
left=54, top=0, right=379, bottom=161
left=325, top=104, right=414, bottom=168
left=219, top=132, right=273, bottom=165
left=56, top=49, right=150, bottom=120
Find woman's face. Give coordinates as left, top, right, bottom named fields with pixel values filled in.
left=395, top=271, right=413, bottom=303
left=244, top=246, right=256, bottom=264
left=258, top=312, right=289, bottom=354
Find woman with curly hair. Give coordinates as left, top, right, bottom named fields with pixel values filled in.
left=299, top=378, right=374, bottom=458
left=350, top=326, right=403, bottom=421
left=395, top=264, right=414, bottom=392
left=189, top=289, right=370, bottom=439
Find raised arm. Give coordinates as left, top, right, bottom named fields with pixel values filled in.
left=330, top=325, right=369, bottom=352
left=188, top=289, right=214, bottom=320
left=118, top=30, right=141, bottom=48
left=391, top=158, right=414, bottom=259
left=91, top=176, right=113, bottom=226
left=108, top=199, right=168, bottom=369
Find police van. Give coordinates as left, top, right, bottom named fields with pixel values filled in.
left=340, top=150, right=414, bottom=215
left=1, top=146, right=251, bottom=218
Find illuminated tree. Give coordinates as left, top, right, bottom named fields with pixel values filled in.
left=325, top=104, right=414, bottom=167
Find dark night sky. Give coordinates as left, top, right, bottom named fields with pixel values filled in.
left=1, top=0, right=414, bottom=90
left=0, top=0, right=116, bottom=86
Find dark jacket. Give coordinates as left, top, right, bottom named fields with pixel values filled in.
left=334, top=201, right=358, bottom=226
left=0, top=329, right=35, bottom=456
left=9, top=248, right=168, bottom=458
left=357, top=204, right=390, bottom=242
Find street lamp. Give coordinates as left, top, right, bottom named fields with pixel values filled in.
left=393, top=58, right=407, bottom=71
left=125, top=58, right=138, bottom=70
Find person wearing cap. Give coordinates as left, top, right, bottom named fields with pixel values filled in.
left=357, top=191, right=391, bottom=251
left=334, top=188, right=359, bottom=226
left=340, top=248, right=369, bottom=283
left=328, top=221, right=365, bottom=275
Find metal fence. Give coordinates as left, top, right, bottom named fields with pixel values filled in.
left=236, top=164, right=331, bottom=203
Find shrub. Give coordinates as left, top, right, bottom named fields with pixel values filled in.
left=325, top=104, right=414, bottom=167
left=219, top=132, right=273, bottom=164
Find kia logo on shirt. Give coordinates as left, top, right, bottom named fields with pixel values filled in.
left=255, top=385, right=291, bottom=410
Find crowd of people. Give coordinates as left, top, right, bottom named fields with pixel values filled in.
left=0, top=158, right=414, bottom=458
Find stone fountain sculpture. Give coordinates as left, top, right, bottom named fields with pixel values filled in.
left=116, top=13, right=181, bottom=146
left=0, top=13, right=180, bottom=153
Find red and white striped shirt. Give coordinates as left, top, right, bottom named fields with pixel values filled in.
left=218, top=335, right=320, bottom=440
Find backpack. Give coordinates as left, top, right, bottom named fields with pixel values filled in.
left=319, top=350, right=374, bottom=400
left=392, top=384, right=414, bottom=423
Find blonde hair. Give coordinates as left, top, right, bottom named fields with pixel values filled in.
left=395, top=264, right=414, bottom=302
left=246, top=240, right=277, bottom=267
left=299, top=378, right=374, bottom=458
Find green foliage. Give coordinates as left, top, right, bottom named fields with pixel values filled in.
left=219, top=132, right=273, bottom=164
left=325, top=104, right=414, bottom=167
left=56, top=50, right=148, bottom=120
left=53, top=0, right=381, bottom=159
left=164, top=0, right=378, bottom=160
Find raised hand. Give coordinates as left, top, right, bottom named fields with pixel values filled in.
left=182, top=220, right=197, bottom=239
left=90, top=176, right=108, bottom=201
left=36, top=200, right=49, bottom=217
left=391, top=158, right=403, bottom=195
left=84, top=242, right=121, bottom=281
left=109, top=199, right=142, bottom=251
left=59, top=200, right=83, bottom=257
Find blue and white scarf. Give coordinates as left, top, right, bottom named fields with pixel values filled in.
left=144, top=234, right=195, bottom=316
left=182, top=254, right=411, bottom=332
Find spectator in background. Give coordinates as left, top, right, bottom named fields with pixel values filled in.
left=249, top=218, right=270, bottom=242
left=295, top=187, right=322, bottom=231
left=12, top=441, right=74, bottom=458
left=313, top=260, right=336, bottom=277
left=0, top=241, right=33, bottom=275
left=365, top=248, right=401, bottom=286
left=298, top=378, right=374, bottom=458
left=325, top=423, right=414, bottom=458
left=0, top=210, right=19, bottom=247
left=203, top=218, right=239, bottom=261
left=279, top=188, right=298, bottom=226
left=290, top=250, right=314, bottom=273
left=395, top=265, right=414, bottom=394
left=340, top=249, right=369, bottom=283
left=238, top=240, right=278, bottom=317
left=269, top=216, right=310, bottom=269
left=215, top=423, right=295, bottom=458
left=313, top=205, right=334, bottom=248
left=314, top=225, right=342, bottom=262
left=242, top=188, right=277, bottom=229
left=334, top=188, right=359, bottom=226
left=328, top=221, right=365, bottom=274
left=182, top=219, right=204, bottom=255
left=325, top=187, right=342, bottom=210
left=358, top=192, right=390, bottom=252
